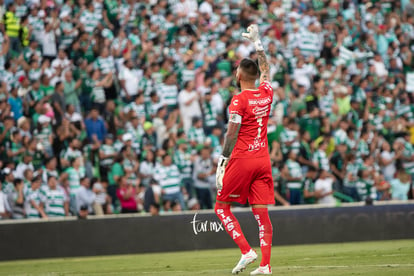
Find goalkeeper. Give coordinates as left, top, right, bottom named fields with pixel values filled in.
left=215, top=25, right=274, bottom=275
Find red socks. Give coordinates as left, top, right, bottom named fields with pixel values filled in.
left=215, top=202, right=251, bottom=254
left=252, top=208, right=273, bottom=266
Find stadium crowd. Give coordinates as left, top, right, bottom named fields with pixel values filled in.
left=0, top=0, right=414, bottom=219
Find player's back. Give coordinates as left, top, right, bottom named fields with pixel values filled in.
left=228, top=82, right=273, bottom=159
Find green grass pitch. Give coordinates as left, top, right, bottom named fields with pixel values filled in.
left=0, top=240, right=413, bottom=275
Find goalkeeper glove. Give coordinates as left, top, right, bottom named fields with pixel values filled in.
left=242, top=24, right=264, bottom=51
left=216, top=155, right=229, bottom=191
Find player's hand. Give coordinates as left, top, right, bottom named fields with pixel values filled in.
left=242, top=24, right=263, bottom=51
left=216, top=155, right=229, bottom=191
left=242, top=24, right=260, bottom=43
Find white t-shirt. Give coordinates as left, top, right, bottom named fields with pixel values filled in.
left=0, top=191, right=11, bottom=214
left=178, top=90, right=202, bottom=118
left=51, top=58, right=71, bottom=70
left=42, top=31, right=57, bottom=57
left=315, top=177, right=336, bottom=205
left=199, top=1, right=213, bottom=15
left=119, top=66, right=141, bottom=97
left=380, top=151, right=396, bottom=181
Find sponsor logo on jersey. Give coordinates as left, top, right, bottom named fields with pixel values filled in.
left=248, top=137, right=266, bottom=152
left=248, top=96, right=271, bottom=106
left=253, top=105, right=269, bottom=117
left=233, top=99, right=239, bottom=106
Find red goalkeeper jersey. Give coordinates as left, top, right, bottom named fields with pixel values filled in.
left=228, top=81, right=273, bottom=159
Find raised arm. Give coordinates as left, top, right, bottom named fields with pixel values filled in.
left=242, top=24, right=270, bottom=83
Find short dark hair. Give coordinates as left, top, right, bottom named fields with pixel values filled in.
left=239, top=58, right=259, bottom=81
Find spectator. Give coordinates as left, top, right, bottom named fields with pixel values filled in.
left=390, top=169, right=412, bottom=201
left=92, top=180, right=112, bottom=216
left=2, top=167, right=15, bottom=195
left=356, top=169, right=377, bottom=202
left=99, top=134, right=116, bottom=182
left=0, top=180, right=11, bottom=219
left=84, top=107, right=107, bottom=142
left=24, top=175, right=47, bottom=219
left=178, top=80, right=202, bottom=134
left=303, top=167, right=320, bottom=204
left=139, top=150, right=156, bottom=187
left=193, top=146, right=215, bottom=209
left=143, top=178, right=161, bottom=216
left=188, top=117, right=206, bottom=147
left=116, top=175, right=138, bottom=213
left=314, top=170, right=336, bottom=205
left=40, top=175, right=69, bottom=217
left=173, top=138, right=194, bottom=198
left=154, top=154, right=186, bottom=211
left=7, top=178, right=25, bottom=219
left=119, top=59, right=141, bottom=103
left=75, top=177, right=96, bottom=216
left=15, top=152, right=34, bottom=179
left=282, top=151, right=303, bottom=205
left=380, top=141, right=400, bottom=182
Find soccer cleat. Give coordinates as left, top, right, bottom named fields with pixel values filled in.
left=250, top=264, right=272, bottom=275
left=232, top=249, right=257, bottom=274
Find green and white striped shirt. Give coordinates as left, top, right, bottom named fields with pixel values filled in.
left=65, top=167, right=86, bottom=196
left=60, top=21, right=76, bottom=49
left=33, top=126, right=52, bottom=150
left=123, top=158, right=139, bottom=186
left=356, top=178, right=376, bottom=201
left=158, top=84, right=178, bottom=107
left=286, top=159, right=303, bottom=189
left=124, top=102, right=146, bottom=119
left=402, top=141, right=414, bottom=174
left=94, top=56, right=115, bottom=75
left=188, top=127, right=206, bottom=145
left=40, top=185, right=68, bottom=217
left=280, top=128, right=300, bottom=154
left=24, top=188, right=42, bottom=219
left=15, top=5, right=28, bottom=18
left=154, top=164, right=181, bottom=195
left=334, top=129, right=348, bottom=145
left=173, top=150, right=192, bottom=179
left=313, top=149, right=330, bottom=172
left=202, top=101, right=217, bottom=127
left=396, top=104, right=414, bottom=123
left=180, top=69, right=195, bottom=86
left=80, top=10, right=99, bottom=33
left=299, top=29, right=321, bottom=58
left=357, top=140, right=370, bottom=157
left=2, top=181, right=15, bottom=195
left=99, top=144, right=116, bottom=167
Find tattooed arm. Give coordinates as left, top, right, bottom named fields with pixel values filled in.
left=257, top=50, right=270, bottom=84
left=216, top=113, right=241, bottom=190
left=222, top=120, right=242, bottom=158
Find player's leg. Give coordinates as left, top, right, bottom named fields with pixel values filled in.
left=248, top=159, right=275, bottom=275
left=215, top=200, right=252, bottom=254
left=215, top=200, right=257, bottom=274
left=215, top=159, right=257, bottom=274
left=250, top=204, right=272, bottom=275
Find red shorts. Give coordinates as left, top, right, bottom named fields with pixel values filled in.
left=216, top=156, right=275, bottom=205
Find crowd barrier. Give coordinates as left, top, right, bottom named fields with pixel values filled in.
left=0, top=202, right=413, bottom=261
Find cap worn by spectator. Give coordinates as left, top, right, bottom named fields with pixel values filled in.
left=122, top=133, right=133, bottom=142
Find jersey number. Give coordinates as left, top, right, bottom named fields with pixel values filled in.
left=257, top=117, right=263, bottom=138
